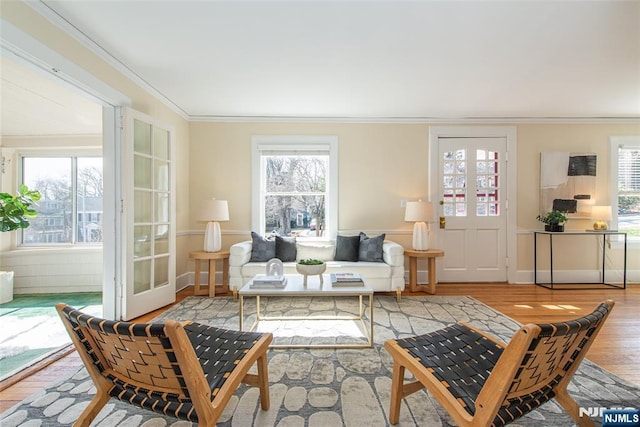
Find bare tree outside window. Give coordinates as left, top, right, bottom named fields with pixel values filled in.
left=22, top=156, right=103, bottom=245
left=264, top=155, right=327, bottom=237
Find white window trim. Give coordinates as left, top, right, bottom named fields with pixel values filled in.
left=252, top=135, right=338, bottom=239
left=609, top=135, right=640, bottom=247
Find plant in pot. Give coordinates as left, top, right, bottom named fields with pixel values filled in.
left=536, top=210, right=568, bottom=232
left=296, top=258, right=326, bottom=285
left=0, top=184, right=41, bottom=303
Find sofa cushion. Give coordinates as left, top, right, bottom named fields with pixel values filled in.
left=250, top=232, right=276, bottom=262
left=296, top=242, right=335, bottom=262
left=334, top=235, right=360, bottom=262
left=275, top=236, right=297, bottom=262
left=358, top=232, right=385, bottom=262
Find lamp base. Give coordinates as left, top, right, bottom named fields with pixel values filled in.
left=593, top=221, right=608, bottom=231
left=412, top=222, right=429, bottom=250
left=203, top=221, right=222, bottom=252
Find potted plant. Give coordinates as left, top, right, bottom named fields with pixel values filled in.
left=536, top=210, right=568, bottom=232
left=296, top=258, right=326, bottom=285
left=0, top=184, right=41, bottom=303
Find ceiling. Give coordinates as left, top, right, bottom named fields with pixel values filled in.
left=0, top=55, right=102, bottom=136
left=2, top=1, right=639, bottom=136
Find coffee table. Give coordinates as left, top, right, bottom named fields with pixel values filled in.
left=238, top=274, right=374, bottom=349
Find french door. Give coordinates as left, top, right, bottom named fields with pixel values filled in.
left=429, top=127, right=517, bottom=283
left=120, top=108, right=176, bottom=320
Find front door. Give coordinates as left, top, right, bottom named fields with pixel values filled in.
left=429, top=127, right=517, bottom=283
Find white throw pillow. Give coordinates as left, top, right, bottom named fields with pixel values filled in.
left=296, top=243, right=335, bottom=262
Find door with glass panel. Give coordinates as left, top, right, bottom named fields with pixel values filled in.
left=122, top=109, right=175, bottom=320
left=437, top=137, right=507, bottom=282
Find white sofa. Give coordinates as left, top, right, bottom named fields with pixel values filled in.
left=229, top=239, right=405, bottom=298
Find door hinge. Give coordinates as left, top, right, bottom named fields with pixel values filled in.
left=120, top=199, right=124, bottom=213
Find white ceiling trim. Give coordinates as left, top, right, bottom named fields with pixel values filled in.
left=1, top=18, right=129, bottom=108
left=26, top=0, right=187, bottom=119
left=189, top=115, right=640, bottom=125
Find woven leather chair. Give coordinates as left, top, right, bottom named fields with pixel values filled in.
left=384, top=300, right=614, bottom=427
left=56, top=304, right=272, bottom=426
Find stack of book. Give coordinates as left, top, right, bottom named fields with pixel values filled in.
left=330, top=272, right=364, bottom=286
left=250, top=275, right=287, bottom=289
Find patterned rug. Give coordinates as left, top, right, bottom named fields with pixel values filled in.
left=2, top=295, right=639, bottom=426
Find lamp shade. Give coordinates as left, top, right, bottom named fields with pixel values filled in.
left=591, top=205, right=612, bottom=220
left=198, top=199, right=229, bottom=222
left=404, top=201, right=434, bottom=222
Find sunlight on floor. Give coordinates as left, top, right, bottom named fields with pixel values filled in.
left=253, top=319, right=366, bottom=339
left=0, top=293, right=102, bottom=381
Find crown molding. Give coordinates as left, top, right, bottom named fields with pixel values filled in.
left=26, top=1, right=188, bottom=120
left=188, top=115, right=640, bottom=125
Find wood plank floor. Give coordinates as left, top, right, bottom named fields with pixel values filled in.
left=1, top=283, right=638, bottom=413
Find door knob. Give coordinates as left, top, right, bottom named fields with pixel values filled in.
left=439, top=216, right=446, bottom=229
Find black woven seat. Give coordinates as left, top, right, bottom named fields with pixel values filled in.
left=385, top=300, right=614, bottom=427
left=57, top=304, right=272, bottom=426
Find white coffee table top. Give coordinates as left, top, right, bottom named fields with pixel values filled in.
left=239, top=274, right=373, bottom=296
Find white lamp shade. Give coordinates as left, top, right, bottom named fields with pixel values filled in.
left=404, top=201, right=434, bottom=222
left=198, top=199, right=229, bottom=222
left=591, top=205, right=612, bottom=220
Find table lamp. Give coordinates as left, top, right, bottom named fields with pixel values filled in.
left=404, top=200, right=434, bottom=250
left=591, top=205, right=612, bottom=231
left=198, top=198, right=229, bottom=252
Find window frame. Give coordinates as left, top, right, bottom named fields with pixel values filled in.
left=252, top=135, right=338, bottom=240
left=609, top=136, right=640, bottom=244
left=19, top=151, right=103, bottom=247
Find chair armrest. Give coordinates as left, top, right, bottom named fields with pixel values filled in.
left=230, top=241, right=252, bottom=266
left=383, top=240, right=404, bottom=267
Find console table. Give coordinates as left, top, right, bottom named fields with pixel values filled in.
left=533, top=230, right=627, bottom=290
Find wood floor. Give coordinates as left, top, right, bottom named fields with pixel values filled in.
left=1, top=283, right=638, bottom=413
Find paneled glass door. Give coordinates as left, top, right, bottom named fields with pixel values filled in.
left=122, top=109, right=175, bottom=320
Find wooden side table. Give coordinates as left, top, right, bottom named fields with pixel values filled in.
left=404, top=248, right=445, bottom=294
left=189, top=250, right=230, bottom=297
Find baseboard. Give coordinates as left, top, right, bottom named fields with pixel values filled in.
left=514, top=269, right=640, bottom=285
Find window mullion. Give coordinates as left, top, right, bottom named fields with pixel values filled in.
left=71, top=157, right=78, bottom=244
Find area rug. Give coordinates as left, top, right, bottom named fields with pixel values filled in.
left=2, top=296, right=639, bottom=426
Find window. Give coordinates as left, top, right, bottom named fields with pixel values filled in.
left=21, top=156, right=103, bottom=245
left=252, top=136, right=338, bottom=239
left=611, top=137, right=640, bottom=240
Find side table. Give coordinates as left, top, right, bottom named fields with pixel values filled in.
left=189, top=250, right=230, bottom=297
left=404, top=248, right=445, bottom=294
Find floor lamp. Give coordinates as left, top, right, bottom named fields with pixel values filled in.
left=405, top=201, right=434, bottom=250
left=198, top=199, right=229, bottom=252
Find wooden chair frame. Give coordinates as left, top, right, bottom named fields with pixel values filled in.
left=385, top=300, right=615, bottom=427
left=57, top=304, right=272, bottom=426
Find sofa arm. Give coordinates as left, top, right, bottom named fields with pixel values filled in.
left=229, top=241, right=252, bottom=267
left=383, top=240, right=404, bottom=267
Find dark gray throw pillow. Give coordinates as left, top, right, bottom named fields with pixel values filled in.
left=358, top=232, right=385, bottom=262
left=250, top=231, right=276, bottom=262
left=275, top=236, right=297, bottom=262
left=335, top=235, right=360, bottom=262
